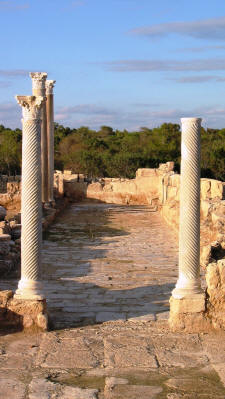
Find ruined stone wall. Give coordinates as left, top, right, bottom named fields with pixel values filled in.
left=0, top=181, right=21, bottom=211
left=160, top=173, right=225, bottom=330
left=3, top=168, right=224, bottom=330
left=55, top=165, right=225, bottom=330
left=0, top=175, right=21, bottom=193
left=55, top=162, right=174, bottom=205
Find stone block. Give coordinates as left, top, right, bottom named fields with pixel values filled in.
left=212, top=212, right=225, bottom=227
left=206, top=262, right=220, bottom=290
left=104, top=335, right=158, bottom=368
left=167, top=186, right=177, bottom=200
left=87, top=182, right=103, bottom=195
left=103, top=183, right=113, bottom=192
left=111, top=180, right=137, bottom=195
left=136, top=168, right=157, bottom=177
left=135, top=176, right=159, bottom=196
left=210, top=180, right=225, bottom=200
left=169, top=174, right=180, bottom=187
left=166, top=161, right=175, bottom=171
left=201, top=200, right=211, bottom=219
left=0, top=290, right=13, bottom=306
left=201, top=179, right=211, bottom=200
left=169, top=294, right=205, bottom=314
left=200, top=244, right=212, bottom=267
left=7, top=182, right=21, bottom=195
left=6, top=298, right=48, bottom=331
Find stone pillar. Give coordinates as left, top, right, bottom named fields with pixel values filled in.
left=30, top=72, right=48, bottom=204
left=14, top=96, right=45, bottom=300
left=169, top=117, right=206, bottom=331
left=46, top=80, right=56, bottom=203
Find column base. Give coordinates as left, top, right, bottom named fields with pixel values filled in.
left=169, top=293, right=210, bottom=332
left=172, top=276, right=203, bottom=299
left=14, top=278, right=45, bottom=300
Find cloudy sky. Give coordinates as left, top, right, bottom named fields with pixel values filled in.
left=1, top=0, right=225, bottom=130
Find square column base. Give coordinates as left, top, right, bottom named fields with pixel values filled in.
left=169, top=293, right=211, bottom=332
left=0, top=291, right=48, bottom=331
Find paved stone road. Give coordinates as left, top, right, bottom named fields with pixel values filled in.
left=0, top=201, right=225, bottom=398
left=42, top=202, right=178, bottom=328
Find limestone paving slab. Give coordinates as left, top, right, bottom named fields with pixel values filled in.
left=36, top=332, right=104, bottom=369
left=104, top=335, right=158, bottom=369
left=152, top=332, right=209, bottom=368
left=29, top=377, right=99, bottom=399
left=0, top=378, right=26, bottom=399
left=0, top=322, right=224, bottom=397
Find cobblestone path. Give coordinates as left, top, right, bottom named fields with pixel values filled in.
left=42, top=201, right=178, bottom=329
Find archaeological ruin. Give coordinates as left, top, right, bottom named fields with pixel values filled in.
left=0, top=72, right=224, bottom=398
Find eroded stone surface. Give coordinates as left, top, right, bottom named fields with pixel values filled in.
left=0, top=378, right=25, bottom=399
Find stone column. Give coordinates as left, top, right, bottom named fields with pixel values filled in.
left=169, top=118, right=206, bottom=331
left=14, top=96, right=45, bottom=300
left=46, top=80, right=56, bottom=203
left=30, top=72, right=48, bottom=204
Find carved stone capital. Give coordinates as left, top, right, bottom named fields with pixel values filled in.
left=30, top=72, right=47, bottom=91
left=15, top=95, right=45, bottom=121
left=46, top=80, right=56, bottom=95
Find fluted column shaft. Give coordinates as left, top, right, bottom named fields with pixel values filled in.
left=30, top=72, right=48, bottom=204
left=172, top=117, right=203, bottom=298
left=15, top=96, right=45, bottom=300
left=46, top=80, right=56, bottom=202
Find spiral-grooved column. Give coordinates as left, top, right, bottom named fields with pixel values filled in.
left=172, top=118, right=203, bottom=298
left=169, top=117, right=205, bottom=331
left=30, top=72, right=48, bottom=204
left=14, top=96, right=45, bottom=300
left=46, top=80, right=56, bottom=203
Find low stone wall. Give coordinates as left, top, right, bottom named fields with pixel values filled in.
left=55, top=162, right=174, bottom=205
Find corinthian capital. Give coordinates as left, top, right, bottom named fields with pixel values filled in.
left=46, top=80, right=56, bottom=95
left=30, top=72, right=47, bottom=91
left=15, top=95, right=45, bottom=121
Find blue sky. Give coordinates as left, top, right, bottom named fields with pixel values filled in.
left=1, top=0, right=225, bottom=130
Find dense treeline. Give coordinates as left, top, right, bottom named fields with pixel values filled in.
left=0, top=123, right=224, bottom=181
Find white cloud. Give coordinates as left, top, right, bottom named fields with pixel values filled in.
left=175, top=45, right=225, bottom=53
left=102, top=58, right=225, bottom=72
left=2, top=101, right=225, bottom=131
left=0, top=1, right=29, bottom=10
left=0, top=69, right=28, bottom=77
left=129, top=16, right=225, bottom=41
left=54, top=103, right=225, bottom=131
